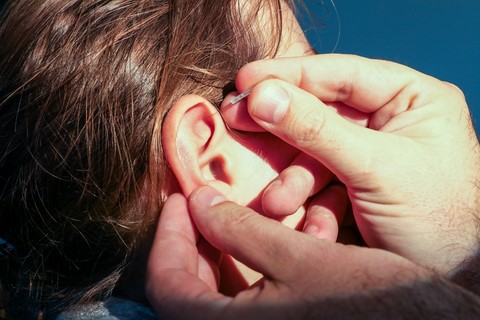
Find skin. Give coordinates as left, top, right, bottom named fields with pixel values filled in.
left=146, top=1, right=480, bottom=318
left=147, top=54, right=480, bottom=317
left=218, top=0, right=335, bottom=227
left=218, top=2, right=480, bottom=277
left=146, top=186, right=480, bottom=319
left=225, top=54, right=480, bottom=275
left=161, top=1, right=331, bottom=287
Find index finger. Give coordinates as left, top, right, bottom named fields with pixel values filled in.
left=146, top=194, right=229, bottom=317
left=148, top=193, right=198, bottom=271
left=235, top=54, right=419, bottom=113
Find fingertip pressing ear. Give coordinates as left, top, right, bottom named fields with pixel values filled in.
left=221, top=92, right=264, bottom=132
left=162, top=95, right=233, bottom=197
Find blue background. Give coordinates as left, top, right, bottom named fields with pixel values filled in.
left=301, top=0, right=480, bottom=132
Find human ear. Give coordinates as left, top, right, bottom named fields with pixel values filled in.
left=162, top=95, right=234, bottom=198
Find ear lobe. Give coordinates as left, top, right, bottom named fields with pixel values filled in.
left=162, top=95, right=233, bottom=197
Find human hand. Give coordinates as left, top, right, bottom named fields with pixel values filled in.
left=221, top=54, right=480, bottom=274
left=146, top=186, right=440, bottom=319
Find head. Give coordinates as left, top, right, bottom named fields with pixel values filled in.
left=0, top=0, right=313, bottom=308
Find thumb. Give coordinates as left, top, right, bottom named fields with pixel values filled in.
left=189, top=186, right=317, bottom=281
left=247, top=79, right=383, bottom=184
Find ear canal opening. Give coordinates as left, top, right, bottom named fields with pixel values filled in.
left=209, top=157, right=231, bottom=185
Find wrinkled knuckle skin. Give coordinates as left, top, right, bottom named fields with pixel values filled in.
left=214, top=202, right=256, bottom=229
left=336, top=78, right=354, bottom=102
left=293, top=111, right=325, bottom=148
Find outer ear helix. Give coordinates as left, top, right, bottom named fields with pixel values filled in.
left=162, top=95, right=233, bottom=197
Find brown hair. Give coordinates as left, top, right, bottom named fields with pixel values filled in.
left=0, top=0, right=295, bottom=310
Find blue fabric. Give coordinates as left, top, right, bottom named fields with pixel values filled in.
left=53, top=298, right=158, bottom=320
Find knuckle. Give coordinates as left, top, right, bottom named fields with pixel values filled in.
left=335, top=77, right=354, bottom=102
left=442, top=81, right=466, bottom=100
left=215, top=202, right=257, bottom=229
left=292, top=110, right=326, bottom=147
left=438, top=81, right=470, bottom=118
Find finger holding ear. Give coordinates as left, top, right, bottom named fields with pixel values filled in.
left=302, top=184, right=350, bottom=242
left=245, top=79, right=383, bottom=187
left=148, top=193, right=199, bottom=271
left=220, top=91, right=264, bottom=132
left=237, top=56, right=480, bottom=275
left=261, top=152, right=333, bottom=218
left=146, top=193, right=228, bottom=318
left=235, top=54, right=415, bottom=114
left=221, top=92, right=370, bottom=133
left=189, top=186, right=321, bottom=282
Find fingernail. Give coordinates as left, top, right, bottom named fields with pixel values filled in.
left=266, top=178, right=283, bottom=191
left=253, top=85, right=289, bottom=123
left=195, top=186, right=227, bottom=207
